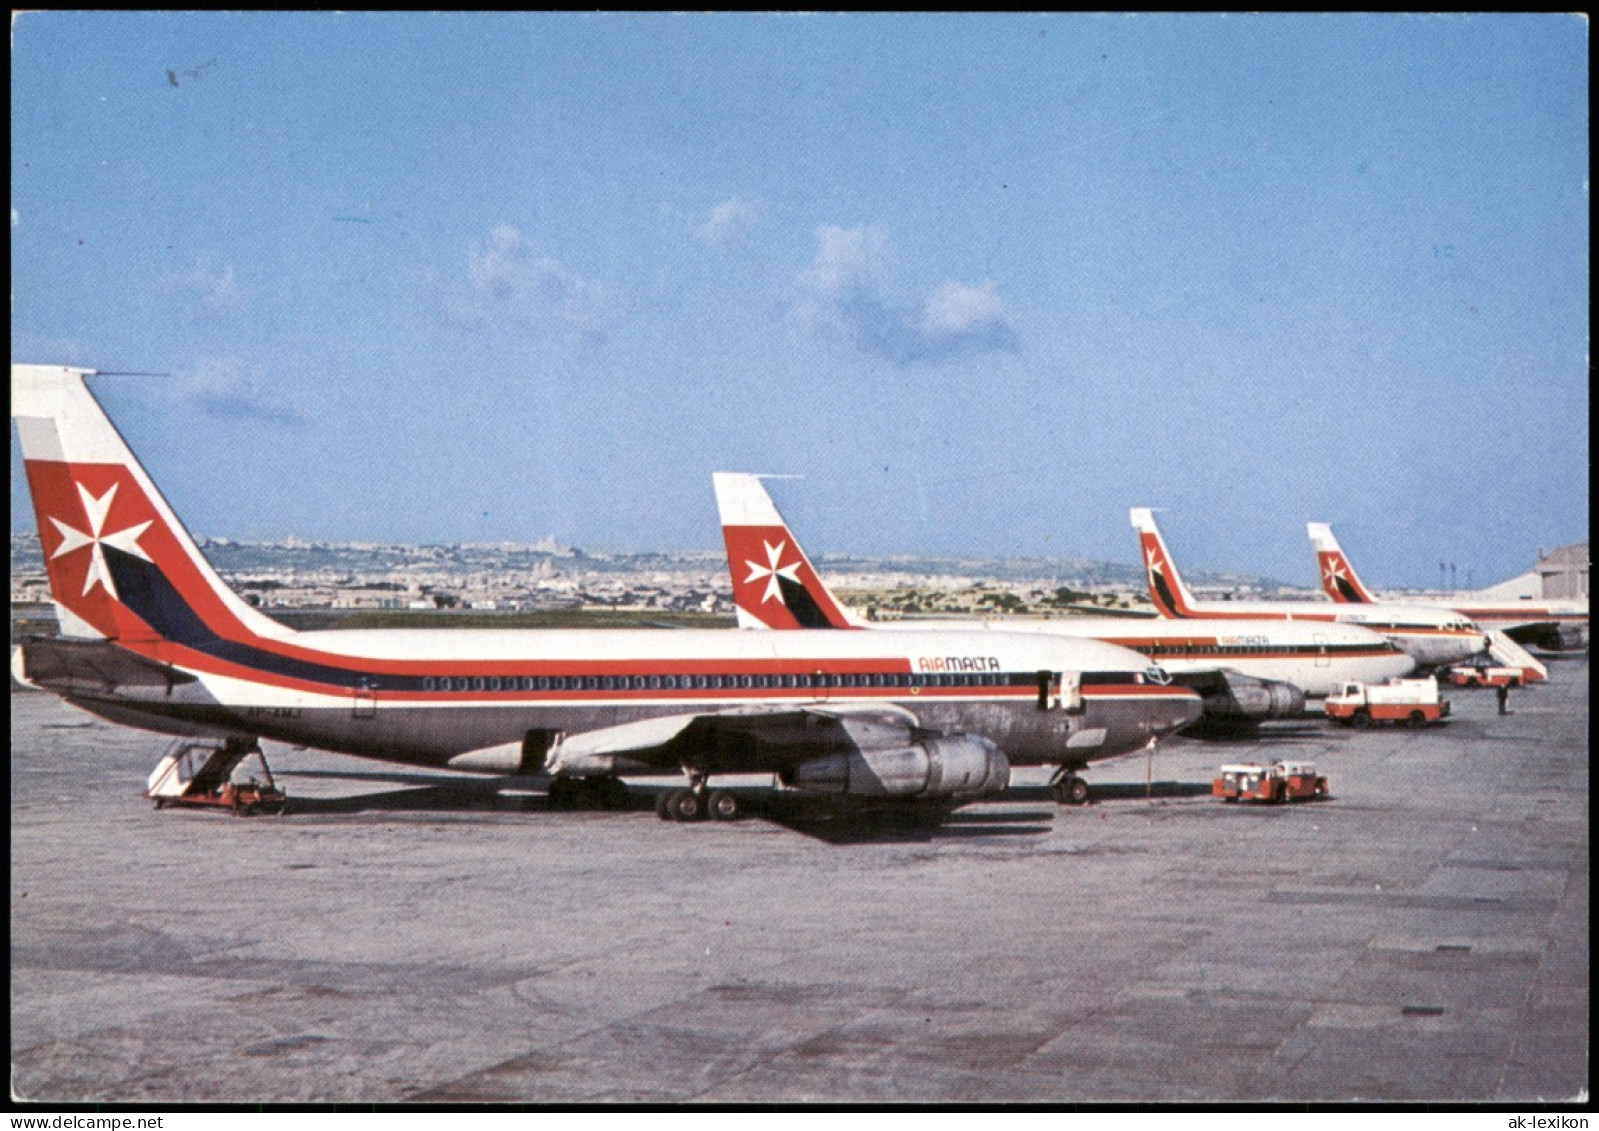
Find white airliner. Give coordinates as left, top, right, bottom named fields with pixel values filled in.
left=1308, top=522, right=1588, bottom=661
left=9, top=365, right=1202, bottom=824
left=1130, top=508, right=1488, bottom=670
left=713, top=474, right=1415, bottom=802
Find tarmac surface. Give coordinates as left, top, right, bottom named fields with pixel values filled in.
left=9, top=660, right=1588, bottom=1104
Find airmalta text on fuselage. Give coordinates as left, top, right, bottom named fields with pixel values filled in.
left=916, top=656, right=1003, bottom=673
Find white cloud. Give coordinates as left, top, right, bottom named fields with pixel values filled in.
left=466, top=225, right=608, bottom=340
left=790, top=225, right=1018, bottom=366
left=176, top=358, right=303, bottom=426
left=798, top=224, right=890, bottom=295
left=921, top=280, right=1014, bottom=336
left=178, top=262, right=243, bottom=314
left=697, top=197, right=760, bottom=250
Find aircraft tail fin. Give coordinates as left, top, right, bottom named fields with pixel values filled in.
left=713, top=473, right=861, bottom=630
left=1307, top=522, right=1378, bottom=603
left=1129, top=507, right=1201, bottom=618
left=12, top=364, right=295, bottom=646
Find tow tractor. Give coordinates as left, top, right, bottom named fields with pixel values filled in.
left=1324, top=678, right=1450, bottom=728
left=1213, top=760, right=1329, bottom=803
left=145, top=737, right=286, bottom=816
left=1442, top=661, right=1524, bottom=689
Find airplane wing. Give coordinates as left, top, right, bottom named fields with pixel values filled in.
left=543, top=702, right=1008, bottom=800
left=548, top=702, right=920, bottom=775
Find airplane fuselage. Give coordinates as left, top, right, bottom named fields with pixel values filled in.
left=18, top=624, right=1198, bottom=773
left=859, top=617, right=1416, bottom=697
left=1139, top=601, right=1484, bottom=669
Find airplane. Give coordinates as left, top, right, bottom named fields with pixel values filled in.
left=9, top=365, right=1203, bottom=825
left=1131, top=508, right=1488, bottom=670
left=1308, top=522, right=1588, bottom=658
left=714, top=474, right=1416, bottom=796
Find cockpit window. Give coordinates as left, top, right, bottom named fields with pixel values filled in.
left=1144, top=666, right=1172, bottom=686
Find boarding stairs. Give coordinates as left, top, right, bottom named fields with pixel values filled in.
left=146, top=738, right=258, bottom=799
left=1485, top=629, right=1548, bottom=683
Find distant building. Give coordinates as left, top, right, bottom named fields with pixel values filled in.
left=1471, top=542, right=1589, bottom=601
left=1536, top=543, right=1589, bottom=600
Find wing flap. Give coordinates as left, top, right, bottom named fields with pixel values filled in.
left=546, top=703, right=925, bottom=777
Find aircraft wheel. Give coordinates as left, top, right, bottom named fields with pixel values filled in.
left=668, top=788, right=705, bottom=822
left=1054, top=775, right=1091, bottom=806
left=707, top=789, right=741, bottom=821
left=655, top=790, right=675, bottom=820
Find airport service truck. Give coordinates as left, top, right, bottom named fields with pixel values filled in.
left=1324, top=679, right=1449, bottom=728
left=1213, top=761, right=1329, bottom=803
left=1442, top=662, right=1524, bottom=689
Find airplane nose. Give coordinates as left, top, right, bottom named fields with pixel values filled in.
left=1159, top=689, right=1205, bottom=736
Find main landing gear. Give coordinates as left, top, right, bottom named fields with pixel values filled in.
left=655, top=770, right=744, bottom=823
left=545, top=775, right=630, bottom=810
left=1049, top=767, right=1092, bottom=806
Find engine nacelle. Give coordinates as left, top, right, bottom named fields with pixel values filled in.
left=784, top=735, right=1010, bottom=800
left=1553, top=623, right=1589, bottom=652
left=1192, top=670, right=1306, bottom=721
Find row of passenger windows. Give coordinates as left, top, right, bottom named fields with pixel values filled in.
left=1138, top=643, right=1364, bottom=657
left=413, top=671, right=1027, bottom=694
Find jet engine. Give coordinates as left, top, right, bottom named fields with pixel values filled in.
left=1172, top=669, right=1305, bottom=726
left=1515, top=622, right=1590, bottom=654
left=783, top=735, right=1010, bottom=800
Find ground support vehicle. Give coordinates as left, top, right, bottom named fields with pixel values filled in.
left=1213, top=761, right=1329, bottom=803
left=1443, top=662, right=1524, bottom=689
left=1324, top=679, right=1450, bottom=728
left=145, top=738, right=287, bottom=816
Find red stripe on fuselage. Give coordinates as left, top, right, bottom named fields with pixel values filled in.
left=1446, top=608, right=1587, bottom=623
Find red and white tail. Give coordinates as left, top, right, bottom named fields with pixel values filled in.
left=12, top=364, right=295, bottom=645
left=1307, top=522, right=1378, bottom=603
left=1129, top=507, right=1202, bottom=618
left=712, top=473, right=861, bottom=630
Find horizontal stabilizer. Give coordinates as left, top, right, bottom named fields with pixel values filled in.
left=13, top=635, right=197, bottom=694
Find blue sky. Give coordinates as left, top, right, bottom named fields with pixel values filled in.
left=11, top=12, right=1588, bottom=588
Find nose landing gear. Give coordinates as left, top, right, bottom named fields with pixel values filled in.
left=1049, top=768, right=1092, bottom=806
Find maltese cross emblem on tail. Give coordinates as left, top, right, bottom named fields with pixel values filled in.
left=744, top=539, right=802, bottom=604
left=49, top=481, right=153, bottom=599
